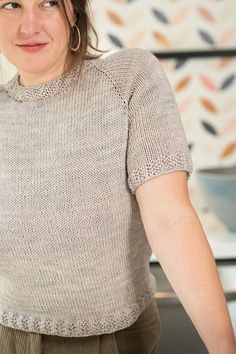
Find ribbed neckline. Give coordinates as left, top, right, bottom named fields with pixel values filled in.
left=3, top=59, right=93, bottom=103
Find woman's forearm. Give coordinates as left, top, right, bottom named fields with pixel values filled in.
left=151, top=208, right=236, bottom=354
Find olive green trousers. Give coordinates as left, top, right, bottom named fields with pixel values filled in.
left=0, top=298, right=162, bottom=354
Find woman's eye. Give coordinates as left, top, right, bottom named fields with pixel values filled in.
left=1, top=1, right=59, bottom=9
left=42, top=1, right=59, bottom=7
left=1, top=2, right=19, bottom=9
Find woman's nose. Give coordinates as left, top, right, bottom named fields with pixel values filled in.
left=18, top=10, right=42, bottom=35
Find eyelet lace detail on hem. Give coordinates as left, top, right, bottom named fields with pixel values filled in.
left=0, top=291, right=153, bottom=338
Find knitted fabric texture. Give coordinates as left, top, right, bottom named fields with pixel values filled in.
left=0, top=47, right=193, bottom=337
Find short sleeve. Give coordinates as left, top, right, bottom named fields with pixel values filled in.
left=126, top=49, right=193, bottom=195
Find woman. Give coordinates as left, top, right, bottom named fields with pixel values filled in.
left=0, top=0, right=235, bottom=353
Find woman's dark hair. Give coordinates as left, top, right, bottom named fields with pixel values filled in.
left=59, top=0, right=108, bottom=80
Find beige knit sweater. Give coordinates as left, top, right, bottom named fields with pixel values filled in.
left=0, top=47, right=193, bottom=337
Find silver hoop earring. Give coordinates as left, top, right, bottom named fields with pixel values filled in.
left=70, top=24, right=81, bottom=52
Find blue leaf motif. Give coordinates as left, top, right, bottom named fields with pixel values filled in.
left=108, top=34, right=124, bottom=48
left=188, top=142, right=194, bottom=151
left=201, top=120, right=218, bottom=135
left=221, top=74, right=235, bottom=90
left=198, top=30, right=215, bottom=45
left=174, top=58, right=189, bottom=69
left=152, top=8, right=169, bottom=24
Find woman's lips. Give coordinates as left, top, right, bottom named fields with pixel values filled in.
left=18, top=44, right=47, bottom=53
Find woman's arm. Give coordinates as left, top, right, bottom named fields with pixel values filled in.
left=136, top=171, right=236, bottom=354
left=152, top=209, right=236, bottom=354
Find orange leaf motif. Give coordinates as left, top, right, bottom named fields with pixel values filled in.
left=219, top=27, right=236, bottom=46
left=197, top=6, right=215, bottom=22
left=220, top=118, right=236, bottom=135
left=220, top=142, right=236, bottom=159
left=126, top=32, right=146, bottom=47
left=199, top=75, right=218, bottom=91
left=175, top=77, right=191, bottom=92
left=107, top=10, right=124, bottom=26
left=201, top=98, right=218, bottom=113
left=178, top=97, right=193, bottom=114
left=171, top=6, right=189, bottom=24
left=153, top=32, right=171, bottom=48
left=219, top=57, right=234, bottom=68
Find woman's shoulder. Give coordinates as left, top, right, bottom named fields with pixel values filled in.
left=99, top=47, right=152, bottom=60
left=92, top=47, right=158, bottom=73
left=90, top=47, right=160, bottom=100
